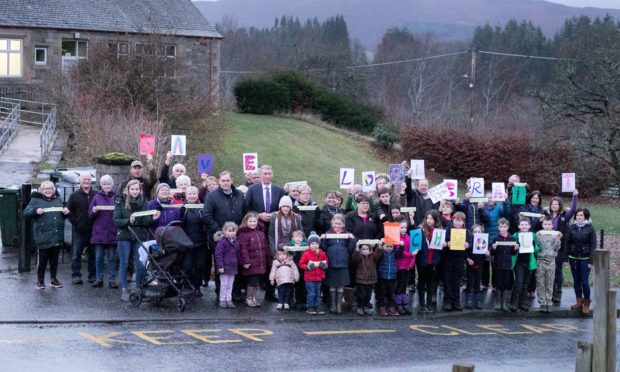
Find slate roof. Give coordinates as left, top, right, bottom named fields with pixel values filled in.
left=0, top=0, right=222, bottom=38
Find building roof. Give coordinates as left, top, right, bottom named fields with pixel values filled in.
left=0, top=0, right=222, bottom=38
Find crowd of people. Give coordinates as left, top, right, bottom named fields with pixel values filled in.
left=24, top=151, right=598, bottom=316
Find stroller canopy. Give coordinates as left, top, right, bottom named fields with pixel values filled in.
left=155, top=222, right=194, bottom=254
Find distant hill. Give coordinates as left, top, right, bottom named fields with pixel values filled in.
left=194, top=0, right=620, bottom=48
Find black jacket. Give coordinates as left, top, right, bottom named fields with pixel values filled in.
left=490, top=234, right=518, bottom=270
left=316, top=205, right=345, bottom=235
left=345, top=211, right=382, bottom=240
left=567, top=222, right=597, bottom=264
left=23, top=192, right=67, bottom=249
left=404, top=177, right=440, bottom=226
left=159, top=163, right=176, bottom=188
left=293, top=199, right=319, bottom=237
left=67, top=187, right=97, bottom=240
left=202, top=186, right=246, bottom=233
left=180, top=206, right=208, bottom=246
left=444, top=226, right=472, bottom=260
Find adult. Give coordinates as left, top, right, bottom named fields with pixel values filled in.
left=88, top=175, right=118, bottom=288
left=180, top=186, right=208, bottom=296
left=293, top=184, right=318, bottom=238
left=172, top=175, right=191, bottom=204
left=159, top=151, right=186, bottom=188
left=544, top=189, right=578, bottom=304
left=114, top=179, right=160, bottom=301
left=517, top=190, right=544, bottom=232
left=505, top=174, right=530, bottom=233
left=118, top=156, right=157, bottom=199
left=268, top=196, right=302, bottom=255
left=67, top=173, right=97, bottom=284
left=285, top=183, right=301, bottom=204
left=567, top=208, right=596, bottom=315
left=24, top=181, right=70, bottom=290
left=147, top=183, right=180, bottom=237
left=483, top=192, right=510, bottom=290
left=403, top=176, right=440, bottom=226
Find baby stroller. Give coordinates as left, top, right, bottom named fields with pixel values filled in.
left=128, top=221, right=196, bottom=312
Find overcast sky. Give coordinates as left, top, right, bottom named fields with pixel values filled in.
left=546, top=0, right=620, bottom=8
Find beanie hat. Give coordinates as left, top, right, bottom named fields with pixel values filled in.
left=279, top=195, right=293, bottom=209
left=307, top=231, right=320, bottom=245
left=156, top=183, right=170, bottom=194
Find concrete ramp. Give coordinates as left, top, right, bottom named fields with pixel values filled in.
left=0, top=124, right=40, bottom=187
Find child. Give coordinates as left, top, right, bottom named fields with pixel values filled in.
left=239, top=212, right=270, bottom=308
left=536, top=216, right=562, bottom=313
left=290, top=230, right=308, bottom=310
left=439, top=200, right=454, bottom=228
left=416, top=210, right=443, bottom=313
left=376, top=241, right=401, bottom=316
left=299, top=232, right=328, bottom=315
left=465, top=224, right=485, bottom=309
left=374, top=187, right=393, bottom=223
left=510, top=217, right=539, bottom=312
left=270, top=249, right=300, bottom=310
left=390, top=205, right=415, bottom=230
left=490, top=218, right=518, bottom=311
left=443, top=212, right=472, bottom=311
left=395, top=219, right=416, bottom=314
left=320, top=214, right=356, bottom=314
left=215, top=222, right=240, bottom=309
left=351, top=241, right=382, bottom=316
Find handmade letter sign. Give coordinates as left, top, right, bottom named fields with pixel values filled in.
left=511, top=184, right=526, bottom=205
left=429, top=228, right=446, bottom=250
left=383, top=222, right=400, bottom=245
left=389, top=164, right=404, bottom=185
left=469, top=178, right=485, bottom=198
left=450, top=229, right=466, bottom=251
left=362, top=171, right=376, bottom=192
left=562, top=173, right=576, bottom=193
left=139, top=133, right=155, bottom=156
left=409, top=229, right=422, bottom=252
left=170, top=135, right=186, bottom=156
left=243, top=153, right=258, bottom=173
left=518, top=232, right=534, bottom=254
left=410, top=160, right=425, bottom=180
left=197, top=154, right=214, bottom=175
left=339, top=168, right=354, bottom=189
left=491, top=182, right=506, bottom=202
left=473, top=233, right=489, bottom=255
left=443, top=179, right=458, bottom=200
left=427, top=182, right=451, bottom=204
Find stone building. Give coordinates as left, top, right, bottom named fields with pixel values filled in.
left=0, top=0, right=222, bottom=104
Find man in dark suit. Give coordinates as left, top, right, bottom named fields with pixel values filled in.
left=244, top=164, right=286, bottom=301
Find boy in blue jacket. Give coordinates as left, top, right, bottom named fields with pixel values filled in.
left=376, top=241, right=401, bottom=316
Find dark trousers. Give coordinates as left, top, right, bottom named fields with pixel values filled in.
left=294, top=271, right=307, bottom=305
left=481, top=260, right=491, bottom=287
left=246, top=274, right=260, bottom=287
left=183, top=245, right=206, bottom=289
left=71, top=232, right=95, bottom=280
left=203, top=247, right=213, bottom=286
left=277, top=283, right=294, bottom=305
left=356, top=283, right=373, bottom=308
left=553, top=256, right=566, bottom=298
left=375, top=278, right=396, bottom=308
left=38, top=246, right=60, bottom=282
left=569, top=258, right=591, bottom=299
left=527, top=269, right=537, bottom=292
left=494, top=268, right=513, bottom=291
left=510, top=262, right=531, bottom=307
left=417, top=265, right=438, bottom=307
left=465, top=266, right=482, bottom=295
left=395, top=269, right=409, bottom=295
left=442, top=257, right=464, bottom=306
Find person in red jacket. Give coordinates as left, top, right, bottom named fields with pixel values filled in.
left=299, top=232, right=328, bottom=315
left=239, top=212, right=270, bottom=308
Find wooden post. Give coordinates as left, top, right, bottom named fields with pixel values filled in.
left=453, top=364, right=475, bottom=372
left=575, top=342, right=593, bottom=372
left=593, top=249, right=610, bottom=372
left=606, top=290, right=616, bottom=372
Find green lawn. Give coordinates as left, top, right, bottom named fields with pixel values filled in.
left=215, top=113, right=388, bottom=199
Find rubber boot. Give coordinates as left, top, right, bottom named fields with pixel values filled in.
left=582, top=299, right=591, bottom=315
left=343, top=287, right=356, bottom=312
left=246, top=286, right=259, bottom=307
left=329, top=291, right=337, bottom=314
left=253, top=287, right=262, bottom=307
left=336, top=292, right=344, bottom=314
left=552, top=288, right=562, bottom=305
left=570, top=297, right=584, bottom=311
left=464, top=292, right=473, bottom=309
left=502, top=290, right=511, bottom=312
left=474, top=292, right=483, bottom=310
left=494, top=291, right=502, bottom=311
left=418, top=291, right=427, bottom=313
left=395, top=294, right=405, bottom=315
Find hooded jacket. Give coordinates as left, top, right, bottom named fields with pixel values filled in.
left=23, top=192, right=66, bottom=249
left=352, top=247, right=382, bottom=284
left=269, top=257, right=300, bottom=285
left=239, top=224, right=270, bottom=276
left=215, top=235, right=241, bottom=275
left=299, top=248, right=328, bottom=282
left=88, top=189, right=117, bottom=245
left=567, top=221, right=597, bottom=264
left=113, top=194, right=151, bottom=241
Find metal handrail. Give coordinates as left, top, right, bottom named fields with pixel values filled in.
left=0, top=97, right=57, bottom=159
left=40, top=105, right=57, bottom=159
left=0, top=100, right=20, bottom=155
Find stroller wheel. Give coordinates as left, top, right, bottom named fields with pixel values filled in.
left=177, top=298, right=187, bottom=312
left=129, top=293, right=142, bottom=307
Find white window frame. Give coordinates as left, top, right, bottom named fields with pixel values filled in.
left=61, top=40, right=88, bottom=72
left=0, top=38, right=23, bottom=77
left=34, top=47, right=47, bottom=65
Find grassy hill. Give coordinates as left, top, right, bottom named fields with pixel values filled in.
left=216, top=113, right=388, bottom=199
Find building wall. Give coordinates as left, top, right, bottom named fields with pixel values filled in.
left=0, top=27, right=220, bottom=105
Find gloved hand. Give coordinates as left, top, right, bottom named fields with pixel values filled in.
left=307, top=262, right=316, bottom=271
left=318, top=261, right=327, bottom=270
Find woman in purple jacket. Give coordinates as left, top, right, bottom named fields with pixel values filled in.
left=89, top=175, right=118, bottom=288
left=147, top=183, right=180, bottom=238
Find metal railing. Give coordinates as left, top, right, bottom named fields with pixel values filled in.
left=0, top=97, right=57, bottom=160
left=0, top=100, right=20, bottom=155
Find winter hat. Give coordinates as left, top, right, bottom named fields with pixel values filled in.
left=156, top=183, right=170, bottom=194
left=307, top=231, right=320, bottom=245
left=279, top=195, right=293, bottom=209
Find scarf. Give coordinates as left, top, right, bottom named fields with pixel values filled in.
left=574, top=220, right=590, bottom=228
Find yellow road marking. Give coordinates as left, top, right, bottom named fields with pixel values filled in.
left=304, top=329, right=396, bottom=335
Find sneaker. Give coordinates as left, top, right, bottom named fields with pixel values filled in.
left=121, top=288, right=130, bottom=301
left=88, top=277, right=96, bottom=284
left=306, top=308, right=317, bottom=315
left=453, top=304, right=463, bottom=312
left=316, top=308, right=325, bottom=315
left=92, top=281, right=103, bottom=288
left=36, top=281, right=45, bottom=290
left=72, top=278, right=83, bottom=285
left=283, top=303, right=290, bottom=310
left=50, top=279, right=63, bottom=288
left=419, top=306, right=428, bottom=314
left=109, top=282, right=119, bottom=289
left=276, top=304, right=283, bottom=310
left=219, top=301, right=227, bottom=308
left=226, top=301, right=236, bottom=308
left=364, top=307, right=374, bottom=316
left=379, top=307, right=388, bottom=316
left=389, top=307, right=400, bottom=316
left=444, top=303, right=453, bottom=312
left=356, top=307, right=365, bottom=316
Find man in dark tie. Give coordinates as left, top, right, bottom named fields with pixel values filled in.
left=245, top=164, right=285, bottom=301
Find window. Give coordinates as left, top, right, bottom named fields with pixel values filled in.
left=108, top=41, right=129, bottom=57
left=61, top=40, right=87, bottom=71
left=164, top=45, right=176, bottom=58
left=135, top=42, right=154, bottom=56
left=34, top=47, right=47, bottom=65
left=0, top=39, right=22, bottom=77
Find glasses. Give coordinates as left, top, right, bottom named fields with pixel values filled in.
left=41, top=187, right=54, bottom=191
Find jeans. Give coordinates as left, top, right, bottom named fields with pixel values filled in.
left=95, top=244, right=117, bottom=282
left=71, top=232, right=95, bottom=279
left=277, top=283, right=294, bottom=305
left=118, top=240, right=145, bottom=290
left=306, top=281, right=321, bottom=308
left=570, top=258, right=591, bottom=299
left=37, top=246, right=60, bottom=282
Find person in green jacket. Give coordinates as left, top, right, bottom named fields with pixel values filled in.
left=510, top=217, right=540, bottom=312
left=24, top=181, right=70, bottom=290
left=113, top=179, right=160, bottom=301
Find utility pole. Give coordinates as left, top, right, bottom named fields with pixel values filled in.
left=469, top=48, right=477, bottom=128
